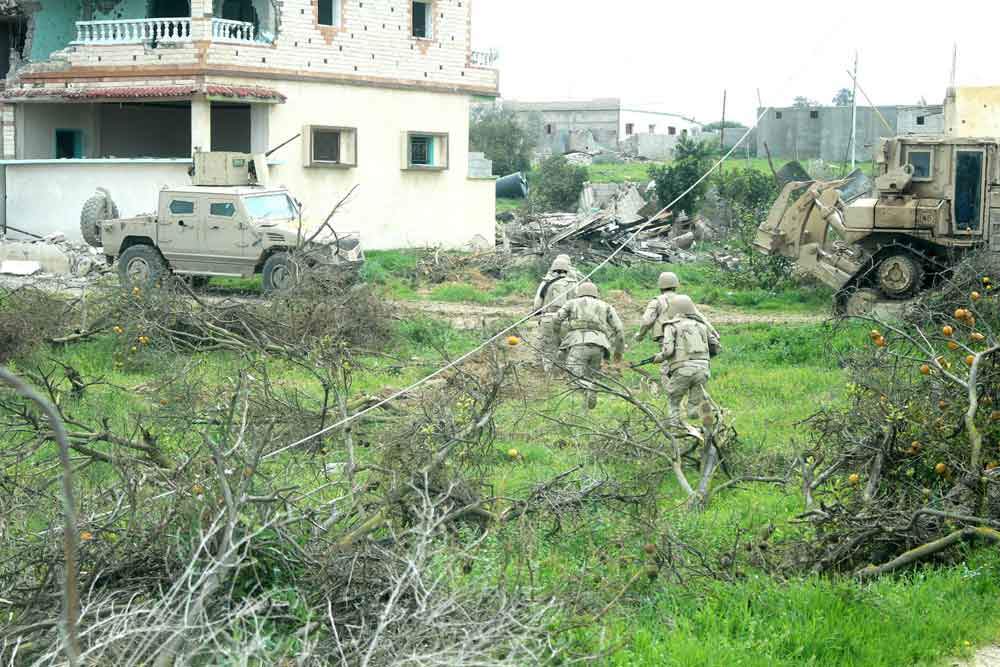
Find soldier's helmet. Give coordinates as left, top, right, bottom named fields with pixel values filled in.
left=550, top=256, right=573, bottom=274
left=676, top=211, right=690, bottom=223
left=555, top=254, right=573, bottom=264
left=577, top=281, right=599, bottom=298
left=658, top=272, right=680, bottom=290
left=669, top=295, right=698, bottom=318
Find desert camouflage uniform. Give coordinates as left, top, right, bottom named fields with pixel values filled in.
left=533, top=274, right=579, bottom=373
left=554, top=295, right=625, bottom=409
left=637, top=292, right=719, bottom=390
left=657, top=316, right=713, bottom=422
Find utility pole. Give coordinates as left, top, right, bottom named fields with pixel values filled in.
left=719, top=89, right=727, bottom=173
left=850, top=51, right=858, bottom=170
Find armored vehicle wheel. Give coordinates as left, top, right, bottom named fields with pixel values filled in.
left=80, top=189, right=119, bottom=248
left=845, top=288, right=881, bottom=317
left=262, top=252, right=297, bottom=292
left=118, top=245, right=168, bottom=288
left=877, top=254, right=924, bottom=299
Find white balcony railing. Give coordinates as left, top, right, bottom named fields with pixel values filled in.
left=470, top=49, right=499, bottom=67
left=211, top=18, right=256, bottom=43
left=74, top=17, right=191, bottom=44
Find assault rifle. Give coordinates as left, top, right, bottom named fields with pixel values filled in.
left=629, top=356, right=659, bottom=369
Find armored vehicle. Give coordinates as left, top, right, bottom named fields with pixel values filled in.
left=755, top=136, right=999, bottom=313
left=80, top=151, right=363, bottom=291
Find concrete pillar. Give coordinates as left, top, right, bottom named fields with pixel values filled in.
left=0, top=104, right=15, bottom=160
left=191, top=96, right=212, bottom=154
left=250, top=104, right=270, bottom=153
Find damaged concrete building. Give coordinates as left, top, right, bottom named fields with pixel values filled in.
left=0, top=0, right=500, bottom=248
left=505, top=98, right=705, bottom=161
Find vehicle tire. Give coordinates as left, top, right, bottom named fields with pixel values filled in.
left=80, top=189, right=119, bottom=249
left=845, top=288, right=881, bottom=317
left=262, top=252, right=297, bottom=293
left=118, top=245, right=168, bottom=289
left=877, top=254, right=924, bottom=299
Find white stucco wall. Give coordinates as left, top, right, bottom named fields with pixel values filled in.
left=3, top=161, right=192, bottom=239
left=945, top=87, right=1000, bottom=137
left=264, top=79, right=495, bottom=250
left=619, top=109, right=702, bottom=142
left=17, top=103, right=100, bottom=159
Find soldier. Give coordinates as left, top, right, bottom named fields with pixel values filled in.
left=635, top=271, right=718, bottom=391
left=533, top=256, right=580, bottom=374
left=653, top=295, right=718, bottom=423
left=541, top=254, right=586, bottom=283
left=553, top=281, right=625, bottom=410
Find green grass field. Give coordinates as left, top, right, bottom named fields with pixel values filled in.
left=4, top=260, right=999, bottom=665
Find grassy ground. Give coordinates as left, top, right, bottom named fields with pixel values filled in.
left=6, top=261, right=1000, bottom=664
left=361, top=249, right=832, bottom=315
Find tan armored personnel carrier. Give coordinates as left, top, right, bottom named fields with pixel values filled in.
left=755, top=135, right=998, bottom=313
left=81, top=151, right=363, bottom=291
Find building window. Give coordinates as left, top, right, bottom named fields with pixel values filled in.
left=906, top=149, right=933, bottom=181
left=210, top=202, right=237, bottom=217
left=917, top=116, right=926, bottom=126
left=625, top=123, right=634, bottom=136
left=169, top=200, right=195, bottom=215
left=318, top=0, right=342, bottom=26
left=412, top=1, right=431, bottom=39
left=775, top=111, right=783, bottom=120
left=403, top=132, right=449, bottom=170
left=304, top=125, right=358, bottom=167
left=668, top=126, right=676, bottom=136
left=648, top=124, right=656, bottom=134
left=55, top=129, right=83, bottom=159
left=546, top=123, right=553, bottom=135
left=810, top=110, right=819, bottom=119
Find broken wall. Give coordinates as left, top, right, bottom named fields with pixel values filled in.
left=90, top=0, right=149, bottom=21
left=29, top=1, right=79, bottom=61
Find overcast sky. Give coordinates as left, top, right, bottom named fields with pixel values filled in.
left=472, top=0, right=997, bottom=125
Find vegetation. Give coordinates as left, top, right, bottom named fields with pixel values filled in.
left=833, top=87, right=855, bottom=107
left=470, top=105, right=536, bottom=176
left=649, top=135, right=715, bottom=216
left=529, top=155, right=589, bottom=212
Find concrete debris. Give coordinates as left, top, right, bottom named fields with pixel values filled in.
left=0, top=260, right=41, bottom=276
left=710, top=250, right=744, bottom=271
left=0, top=235, right=109, bottom=278
left=564, top=152, right=595, bottom=167
left=501, top=182, right=704, bottom=265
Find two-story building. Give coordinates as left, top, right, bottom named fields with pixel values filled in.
left=0, top=0, right=499, bottom=248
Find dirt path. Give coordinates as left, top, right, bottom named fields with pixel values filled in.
left=955, top=646, right=1000, bottom=667
left=404, top=298, right=827, bottom=331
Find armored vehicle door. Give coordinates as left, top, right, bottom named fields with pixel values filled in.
left=202, top=197, right=254, bottom=275
left=158, top=195, right=202, bottom=271
left=952, top=147, right=987, bottom=238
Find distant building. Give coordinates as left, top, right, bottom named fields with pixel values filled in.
left=506, top=99, right=704, bottom=160
left=898, top=105, right=945, bottom=135
left=755, top=105, right=903, bottom=163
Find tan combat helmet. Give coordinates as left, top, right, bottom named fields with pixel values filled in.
left=577, top=281, right=599, bottom=298
left=550, top=256, right=572, bottom=274
left=668, top=295, right=697, bottom=319
left=658, top=272, right=680, bottom=291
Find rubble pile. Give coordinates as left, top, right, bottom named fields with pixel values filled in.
left=499, top=182, right=715, bottom=265
left=0, top=232, right=110, bottom=279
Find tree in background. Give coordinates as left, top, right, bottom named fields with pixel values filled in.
left=703, top=120, right=747, bottom=131
left=793, top=96, right=819, bottom=108
left=530, top=156, right=588, bottom=212
left=648, top=136, right=714, bottom=216
left=469, top=106, right=535, bottom=176
left=832, top=88, right=855, bottom=106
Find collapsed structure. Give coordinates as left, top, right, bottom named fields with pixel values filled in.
left=0, top=0, right=499, bottom=249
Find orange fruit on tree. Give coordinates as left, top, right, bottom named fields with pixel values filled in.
left=967, top=316, right=977, bottom=327
left=972, top=292, right=982, bottom=301
left=935, top=463, right=948, bottom=475
left=955, top=308, right=969, bottom=320
left=79, top=531, right=93, bottom=542
left=919, top=364, right=931, bottom=375
left=947, top=341, right=959, bottom=351
left=507, top=448, right=520, bottom=459
left=966, top=355, right=976, bottom=367
left=943, top=326, right=954, bottom=337
left=939, top=400, right=948, bottom=409
left=875, top=336, right=886, bottom=347
left=506, top=335, right=521, bottom=347
left=848, top=473, right=861, bottom=486
left=972, top=332, right=986, bottom=342
left=870, top=329, right=881, bottom=341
